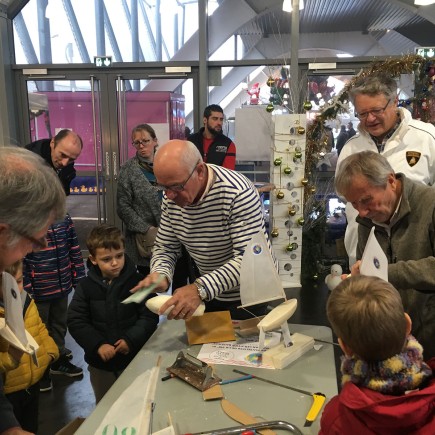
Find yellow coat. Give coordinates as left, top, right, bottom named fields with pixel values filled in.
left=0, top=296, right=59, bottom=393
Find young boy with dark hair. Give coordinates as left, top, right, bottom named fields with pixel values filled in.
left=67, top=224, right=158, bottom=404
left=320, top=275, right=435, bottom=434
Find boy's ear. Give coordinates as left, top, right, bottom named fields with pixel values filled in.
left=405, top=313, right=412, bottom=336
left=338, top=337, right=354, bottom=357
left=88, top=255, right=97, bottom=266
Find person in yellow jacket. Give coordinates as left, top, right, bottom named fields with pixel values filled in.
left=0, top=260, right=59, bottom=434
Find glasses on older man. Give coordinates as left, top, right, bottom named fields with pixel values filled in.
left=8, top=225, right=48, bottom=252
left=155, top=161, right=200, bottom=192
left=356, top=99, right=391, bottom=120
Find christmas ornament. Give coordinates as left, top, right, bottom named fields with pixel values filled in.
left=276, top=190, right=285, bottom=199
left=301, top=178, right=308, bottom=186
left=297, top=126, right=306, bottom=135
left=274, top=157, right=283, bottom=166
left=266, top=76, right=275, bottom=87
left=266, top=103, right=274, bottom=113
left=271, top=228, right=279, bottom=238
left=288, top=207, right=296, bottom=216
left=325, top=264, right=343, bottom=291
left=283, top=166, right=292, bottom=175
left=303, top=101, right=312, bottom=111
left=297, top=217, right=304, bottom=226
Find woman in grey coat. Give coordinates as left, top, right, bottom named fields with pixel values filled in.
left=117, top=124, right=162, bottom=275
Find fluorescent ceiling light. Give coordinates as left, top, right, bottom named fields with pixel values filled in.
left=283, top=0, right=304, bottom=13
left=415, top=0, right=435, bottom=5
left=336, top=53, right=354, bottom=58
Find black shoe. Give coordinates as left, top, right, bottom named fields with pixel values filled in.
left=39, top=376, right=53, bottom=392
left=50, top=358, right=83, bottom=377
left=63, top=348, right=73, bottom=360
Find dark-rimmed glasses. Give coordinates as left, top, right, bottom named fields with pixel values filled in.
left=155, top=161, right=200, bottom=192
left=356, top=99, right=391, bottom=120
left=132, top=139, right=153, bottom=148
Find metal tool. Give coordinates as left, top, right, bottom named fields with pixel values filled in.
left=181, top=420, right=303, bottom=435
left=166, top=351, right=221, bottom=391
left=233, top=369, right=326, bottom=427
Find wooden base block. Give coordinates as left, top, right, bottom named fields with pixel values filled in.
left=262, top=333, right=314, bottom=369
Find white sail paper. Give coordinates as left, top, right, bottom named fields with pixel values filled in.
left=0, top=272, right=39, bottom=355
left=94, top=367, right=159, bottom=435
left=360, top=226, right=388, bottom=281
left=239, top=230, right=286, bottom=308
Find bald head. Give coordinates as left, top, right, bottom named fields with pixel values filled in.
left=50, top=129, right=83, bottom=170
left=154, top=140, right=206, bottom=208
left=154, top=140, right=202, bottom=172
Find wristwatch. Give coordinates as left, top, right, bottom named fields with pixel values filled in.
left=194, top=279, right=208, bottom=301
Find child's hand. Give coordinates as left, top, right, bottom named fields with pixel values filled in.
left=114, top=339, right=130, bottom=355
left=97, top=344, right=116, bottom=362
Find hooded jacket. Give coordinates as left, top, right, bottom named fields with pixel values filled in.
left=0, top=293, right=59, bottom=393
left=67, top=255, right=158, bottom=371
left=23, top=213, right=85, bottom=301
left=320, top=359, right=435, bottom=434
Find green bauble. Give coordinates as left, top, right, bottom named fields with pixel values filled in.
left=283, top=166, right=292, bottom=175
left=297, top=217, right=305, bottom=226
left=285, top=243, right=294, bottom=252
left=273, top=157, right=283, bottom=166
left=266, top=103, right=274, bottom=113
left=303, top=101, right=312, bottom=111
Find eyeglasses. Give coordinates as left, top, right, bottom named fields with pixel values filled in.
left=356, top=99, right=391, bottom=120
left=9, top=226, right=48, bottom=251
left=132, top=139, right=153, bottom=148
left=26, top=235, right=48, bottom=251
left=156, top=161, right=200, bottom=192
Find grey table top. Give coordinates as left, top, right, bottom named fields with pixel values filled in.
left=75, top=320, right=338, bottom=435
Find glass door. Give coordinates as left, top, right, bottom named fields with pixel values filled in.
left=21, top=70, right=196, bottom=256
left=26, top=77, right=106, bottom=252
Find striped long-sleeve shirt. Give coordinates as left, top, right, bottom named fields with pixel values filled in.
left=151, top=164, right=270, bottom=302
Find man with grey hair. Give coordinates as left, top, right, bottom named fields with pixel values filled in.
left=0, top=146, right=66, bottom=435
left=335, top=150, right=435, bottom=359
left=132, top=139, right=270, bottom=321
left=336, top=73, right=435, bottom=267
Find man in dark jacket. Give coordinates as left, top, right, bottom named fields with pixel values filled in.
left=25, top=129, right=83, bottom=195
left=188, top=104, right=236, bottom=169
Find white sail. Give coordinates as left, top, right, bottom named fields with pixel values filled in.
left=239, top=230, right=286, bottom=308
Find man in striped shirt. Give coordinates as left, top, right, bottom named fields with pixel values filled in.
left=133, top=140, right=271, bottom=320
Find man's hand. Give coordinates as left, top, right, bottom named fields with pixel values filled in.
left=159, top=284, right=202, bottom=320
left=114, top=339, right=130, bottom=355
left=97, top=344, right=116, bottom=362
left=350, top=260, right=361, bottom=276
left=130, top=272, right=169, bottom=294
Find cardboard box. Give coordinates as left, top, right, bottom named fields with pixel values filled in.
left=55, top=417, right=85, bottom=435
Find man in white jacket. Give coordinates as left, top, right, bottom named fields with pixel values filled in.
left=336, top=74, right=435, bottom=266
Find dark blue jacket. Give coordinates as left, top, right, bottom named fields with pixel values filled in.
left=67, top=255, right=158, bottom=371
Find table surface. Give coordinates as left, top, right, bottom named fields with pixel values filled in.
left=75, top=320, right=338, bottom=435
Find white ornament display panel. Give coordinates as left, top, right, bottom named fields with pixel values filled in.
left=270, top=114, right=306, bottom=288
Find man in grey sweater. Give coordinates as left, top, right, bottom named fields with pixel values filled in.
left=335, top=150, right=435, bottom=359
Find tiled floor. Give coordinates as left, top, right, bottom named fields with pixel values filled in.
left=37, top=282, right=341, bottom=434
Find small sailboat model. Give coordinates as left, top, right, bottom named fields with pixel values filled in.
left=239, top=230, right=314, bottom=369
